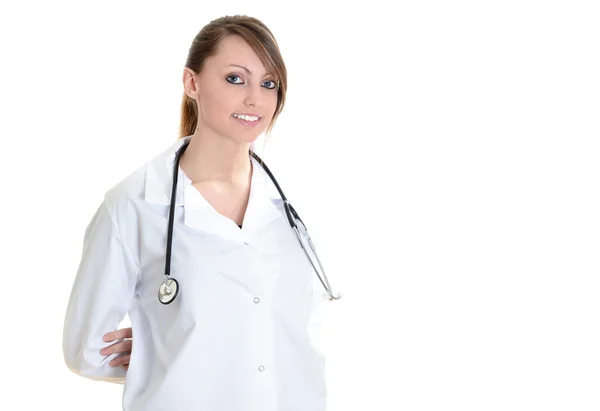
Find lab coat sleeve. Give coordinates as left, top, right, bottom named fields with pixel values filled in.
left=63, top=199, right=140, bottom=384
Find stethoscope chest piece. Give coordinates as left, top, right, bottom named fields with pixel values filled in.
left=158, top=278, right=179, bottom=304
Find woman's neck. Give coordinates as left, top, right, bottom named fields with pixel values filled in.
left=179, top=130, right=252, bottom=184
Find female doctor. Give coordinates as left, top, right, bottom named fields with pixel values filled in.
left=63, top=15, right=335, bottom=411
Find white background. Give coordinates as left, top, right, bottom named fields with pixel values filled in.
left=1, top=0, right=599, bottom=410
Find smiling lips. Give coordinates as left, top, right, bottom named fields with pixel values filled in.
left=232, top=113, right=261, bottom=122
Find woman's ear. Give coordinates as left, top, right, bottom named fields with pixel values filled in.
left=182, top=68, right=199, bottom=99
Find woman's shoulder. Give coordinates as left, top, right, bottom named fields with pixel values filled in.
left=103, top=164, right=146, bottom=207
left=100, top=164, right=147, bottom=229
left=103, top=140, right=181, bottom=220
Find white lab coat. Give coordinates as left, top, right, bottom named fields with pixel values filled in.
left=63, top=136, right=329, bottom=411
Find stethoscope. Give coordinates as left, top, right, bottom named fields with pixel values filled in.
left=158, top=141, right=343, bottom=305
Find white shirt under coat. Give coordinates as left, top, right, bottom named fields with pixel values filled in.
left=62, top=136, right=329, bottom=411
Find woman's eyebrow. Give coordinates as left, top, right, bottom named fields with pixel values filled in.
left=226, top=64, right=272, bottom=78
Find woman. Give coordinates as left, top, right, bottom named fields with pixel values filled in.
left=63, top=15, right=333, bottom=411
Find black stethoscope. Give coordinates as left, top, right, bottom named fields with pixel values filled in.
left=158, top=141, right=343, bottom=305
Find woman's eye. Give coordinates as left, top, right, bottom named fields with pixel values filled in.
left=226, top=75, right=243, bottom=84
left=226, top=75, right=276, bottom=90
left=263, top=80, right=277, bottom=89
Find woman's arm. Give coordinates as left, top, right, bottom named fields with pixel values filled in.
left=62, top=200, right=140, bottom=384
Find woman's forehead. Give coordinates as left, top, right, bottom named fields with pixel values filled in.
left=210, top=36, right=269, bottom=75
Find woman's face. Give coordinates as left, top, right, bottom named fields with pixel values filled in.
left=184, top=35, right=279, bottom=145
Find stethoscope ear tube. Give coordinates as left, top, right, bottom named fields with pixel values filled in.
left=250, top=152, right=305, bottom=230
left=251, top=151, right=342, bottom=301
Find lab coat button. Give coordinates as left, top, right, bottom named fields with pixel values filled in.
left=258, top=365, right=265, bottom=372
left=253, top=297, right=260, bottom=303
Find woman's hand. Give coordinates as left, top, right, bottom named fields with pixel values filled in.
left=100, top=327, right=132, bottom=371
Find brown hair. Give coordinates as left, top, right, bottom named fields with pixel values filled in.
left=179, top=15, right=288, bottom=142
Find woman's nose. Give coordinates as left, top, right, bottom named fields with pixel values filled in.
left=243, top=84, right=263, bottom=108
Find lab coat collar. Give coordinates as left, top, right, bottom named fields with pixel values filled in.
left=143, top=136, right=284, bottom=242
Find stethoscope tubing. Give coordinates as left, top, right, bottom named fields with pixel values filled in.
left=159, top=141, right=341, bottom=304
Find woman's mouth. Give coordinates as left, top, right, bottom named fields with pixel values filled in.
left=232, top=113, right=262, bottom=126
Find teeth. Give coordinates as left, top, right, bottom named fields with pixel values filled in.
left=233, top=113, right=259, bottom=122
